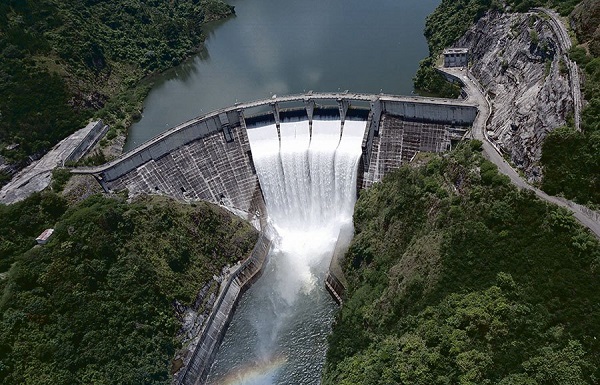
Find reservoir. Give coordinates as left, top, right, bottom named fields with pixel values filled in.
left=124, top=0, right=440, bottom=151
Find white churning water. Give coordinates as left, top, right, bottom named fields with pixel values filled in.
left=206, top=119, right=365, bottom=385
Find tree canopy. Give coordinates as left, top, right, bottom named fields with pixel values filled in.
left=0, top=0, right=234, bottom=178
left=0, top=194, right=256, bottom=384
left=324, top=144, right=600, bottom=384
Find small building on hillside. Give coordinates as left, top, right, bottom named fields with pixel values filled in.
left=36, top=229, right=54, bottom=245
left=443, top=48, right=469, bottom=68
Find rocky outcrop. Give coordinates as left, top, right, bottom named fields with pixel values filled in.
left=171, top=279, right=220, bottom=375
left=456, top=12, right=574, bottom=182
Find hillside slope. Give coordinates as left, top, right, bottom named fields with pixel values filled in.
left=571, top=0, right=600, bottom=57
left=457, top=11, right=573, bottom=182
left=414, top=0, right=600, bottom=204
left=324, top=144, right=600, bottom=384
left=0, top=0, right=233, bottom=180
left=540, top=0, right=600, bottom=205
left=0, top=194, right=256, bottom=384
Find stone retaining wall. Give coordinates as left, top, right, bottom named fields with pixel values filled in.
left=174, top=234, right=272, bottom=385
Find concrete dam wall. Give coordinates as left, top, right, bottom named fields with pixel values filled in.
left=77, top=93, right=477, bottom=216
left=174, top=234, right=272, bottom=385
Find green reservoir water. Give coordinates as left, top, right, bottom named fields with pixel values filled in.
left=124, top=0, right=440, bottom=151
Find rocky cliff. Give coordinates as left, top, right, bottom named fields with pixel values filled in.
left=456, top=11, right=574, bottom=182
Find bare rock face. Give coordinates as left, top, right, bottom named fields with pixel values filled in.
left=457, top=12, right=574, bottom=183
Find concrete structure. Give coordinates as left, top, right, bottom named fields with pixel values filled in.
left=64, top=121, right=110, bottom=165
left=70, top=94, right=476, bottom=385
left=0, top=120, right=108, bottom=205
left=75, top=93, right=477, bottom=221
left=360, top=115, right=469, bottom=189
left=174, top=234, right=272, bottom=385
left=35, top=228, right=54, bottom=245
left=444, top=48, right=469, bottom=67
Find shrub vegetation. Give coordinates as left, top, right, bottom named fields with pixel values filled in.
left=324, top=144, right=600, bottom=384
left=0, top=194, right=256, bottom=384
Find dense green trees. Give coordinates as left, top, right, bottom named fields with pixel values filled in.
left=0, top=0, right=234, bottom=177
left=0, top=192, right=69, bottom=272
left=541, top=125, right=600, bottom=204
left=0, top=194, right=256, bottom=384
left=541, top=41, right=600, bottom=205
left=324, top=144, right=600, bottom=384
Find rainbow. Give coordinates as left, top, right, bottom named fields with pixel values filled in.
left=210, top=356, right=288, bottom=385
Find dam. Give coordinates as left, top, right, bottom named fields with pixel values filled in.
left=81, top=92, right=477, bottom=220
left=76, top=92, right=477, bottom=384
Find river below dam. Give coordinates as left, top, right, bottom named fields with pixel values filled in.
left=124, top=0, right=440, bottom=151
left=207, top=119, right=364, bottom=384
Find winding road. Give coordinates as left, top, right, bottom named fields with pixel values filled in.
left=440, top=66, right=600, bottom=239
left=533, top=7, right=583, bottom=131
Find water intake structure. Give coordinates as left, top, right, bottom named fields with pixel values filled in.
left=206, top=118, right=365, bottom=384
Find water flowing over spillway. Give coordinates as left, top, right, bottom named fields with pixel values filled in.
left=206, top=119, right=365, bottom=384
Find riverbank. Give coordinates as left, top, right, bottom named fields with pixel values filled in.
left=174, top=234, right=271, bottom=385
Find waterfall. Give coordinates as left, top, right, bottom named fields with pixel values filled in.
left=207, top=118, right=365, bottom=385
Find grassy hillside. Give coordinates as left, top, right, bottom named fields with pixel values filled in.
left=0, top=194, right=257, bottom=384
left=0, top=0, right=233, bottom=179
left=324, top=143, right=600, bottom=384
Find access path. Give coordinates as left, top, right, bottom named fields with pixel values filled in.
left=533, top=7, right=583, bottom=131
left=0, top=121, right=106, bottom=205
left=439, top=66, right=600, bottom=239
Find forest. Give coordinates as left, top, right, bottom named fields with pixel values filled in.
left=324, top=143, right=600, bottom=384
left=0, top=0, right=234, bottom=183
left=0, top=194, right=256, bottom=384
left=1, top=0, right=599, bottom=383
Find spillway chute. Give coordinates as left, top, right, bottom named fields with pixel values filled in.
left=208, top=117, right=366, bottom=385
